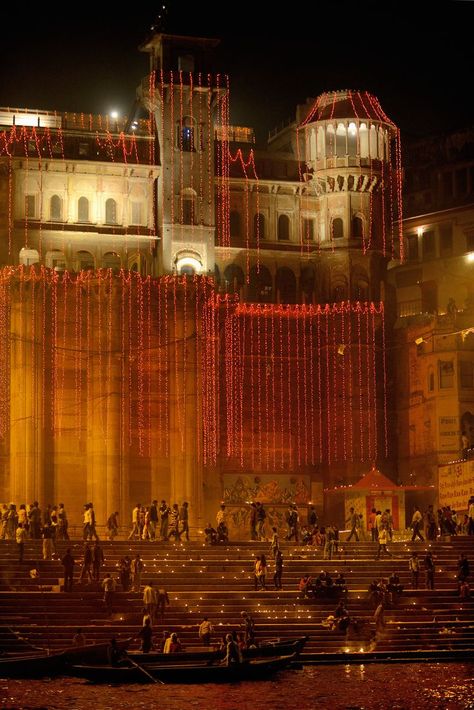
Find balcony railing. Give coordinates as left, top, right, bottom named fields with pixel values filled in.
left=397, top=299, right=424, bottom=318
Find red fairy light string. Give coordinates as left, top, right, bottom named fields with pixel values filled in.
left=146, top=276, right=152, bottom=457
left=278, top=308, right=284, bottom=469
left=381, top=303, right=388, bottom=457
left=371, top=306, right=378, bottom=460
left=365, top=304, right=372, bottom=459
left=341, top=306, right=347, bottom=461
left=182, top=276, right=188, bottom=453
left=331, top=307, right=338, bottom=461
left=189, top=72, right=195, bottom=236
left=256, top=306, right=262, bottom=468
left=325, top=308, right=332, bottom=464
left=347, top=306, right=354, bottom=460
left=295, top=306, right=301, bottom=466
left=249, top=310, right=255, bottom=470
left=263, top=311, right=270, bottom=470
left=224, top=297, right=233, bottom=457
left=269, top=311, right=276, bottom=470
left=179, top=71, right=184, bottom=233
left=169, top=72, right=175, bottom=245
left=137, top=274, right=145, bottom=454
left=128, top=272, right=133, bottom=447
left=207, top=73, right=212, bottom=247
left=357, top=309, right=363, bottom=460
left=316, top=310, right=322, bottom=464
left=156, top=278, right=162, bottom=452
left=308, top=308, right=315, bottom=464
left=198, top=72, right=204, bottom=237
left=286, top=307, right=292, bottom=467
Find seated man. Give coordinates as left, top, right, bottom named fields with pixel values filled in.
left=204, top=523, right=217, bottom=545
left=388, top=572, right=403, bottom=596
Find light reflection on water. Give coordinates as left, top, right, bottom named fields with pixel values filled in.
left=1, top=663, right=473, bottom=710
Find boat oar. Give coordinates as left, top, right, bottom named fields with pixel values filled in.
left=126, top=656, right=164, bottom=685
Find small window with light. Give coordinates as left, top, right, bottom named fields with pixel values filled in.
left=178, top=116, right=196, bottom=152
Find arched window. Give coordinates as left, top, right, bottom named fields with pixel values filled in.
left=78, top=196, right=89, bottom=223
left=19, top=247, right=40, bottom=266
left=76, top=251, right=94, bottom=271
left=103, top=252, right=121, bottom=270
left=347, top=122, right=357, bottom=157
left=301, top=265, right=316, bottom=304
left=182, top=188, right=196, bottom=225
left=326, top=125, right=335, bottom=158
left=336, top=123, right=346, bottom=157
left=177, top=116, right=196, bottom=152
left=175, top=249, right=202, bottom=274
left=248, top=264, right=273, bottom=303
left=370, top=125, right=377, bottom=158
left=105, top=198, right=117, bottom=225
left=224, top=264, right=245, bottom=295
left=46, top=250, right=66, bottom=271
left=332, top=275, right=347, bottom=302
left=332, top=218, right=344, bottom=240
left=276, top=267, right=297, bottom=304
left=378, top=128, right=385, bottom=160
left=352, top=216, right=363, bottom=240
left=230, top=210, right=241, bottom=238
left=317, top=126, right=325, bottom=158
left=50, top=194, right=62, bottom=221
left=253, top=213, right=265, bottom=240
left=309, top=128, right=317, bottom=161
left=359, top=123, right=369, bottom=158
left=352, top=268, right=370, bottom=300
left=278, top=214, right=290, bottom=241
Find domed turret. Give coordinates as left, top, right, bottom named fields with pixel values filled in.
left=297, top=90, right=402, bottom=256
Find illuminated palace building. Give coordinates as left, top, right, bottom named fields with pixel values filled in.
left=1, top=33, right=473, bottom=532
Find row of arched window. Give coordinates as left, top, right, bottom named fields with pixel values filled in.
left=229, top=211, right=364, bottom=242
left=220, top=263, right=370, bottom=304
left=309, top=122, right=389, bottom=161
left=19, top=248, right=144, bottom=274
left=27, top=195, right=144, bottom=226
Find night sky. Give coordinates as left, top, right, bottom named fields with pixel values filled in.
left=0, top=1, right=472, bottom=143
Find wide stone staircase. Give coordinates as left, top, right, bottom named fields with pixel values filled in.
left=0, top=537, right=473, bottom=661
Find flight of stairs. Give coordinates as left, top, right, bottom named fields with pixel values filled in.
left=0, top=537, right=473, bottom=659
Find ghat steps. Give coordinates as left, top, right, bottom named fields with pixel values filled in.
left=0, top=538, right=472, bottom=659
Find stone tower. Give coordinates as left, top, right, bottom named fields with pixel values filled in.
left=139, top=33, right=226, bottom=276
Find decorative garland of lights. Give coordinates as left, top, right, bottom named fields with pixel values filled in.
left=0, top=267, right=389, bottom=469
left=219, top=299, right=387, bottom=469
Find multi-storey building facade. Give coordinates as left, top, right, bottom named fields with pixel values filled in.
left=388, top=128, right=474, bottom=486
left=0, top=31, right=470, bottom=530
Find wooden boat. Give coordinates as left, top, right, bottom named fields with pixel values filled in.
left=0, top=639, right=131, bottom=678
left=0, top=651, right=67, bottom=678
left=60, top=638, right=132, bottom=664
left=70, top=653, right=297, bottom=684
left=128, top=635, right=308, bottom=665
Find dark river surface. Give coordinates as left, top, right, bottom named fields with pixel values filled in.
left=1, top=663, right=474, bottom=710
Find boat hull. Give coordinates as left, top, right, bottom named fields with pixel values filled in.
left=71, top=654, right=296, bottom=684
left=128, top=636, right=308, bottom=665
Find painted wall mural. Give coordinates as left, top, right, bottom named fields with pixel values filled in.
left=223, top=474, right=311, bottom=538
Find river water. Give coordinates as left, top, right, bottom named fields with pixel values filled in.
left=1, top=663, right=473, bottom=709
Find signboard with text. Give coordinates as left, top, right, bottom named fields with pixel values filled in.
left=438, top=460, right=474, bottom=511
